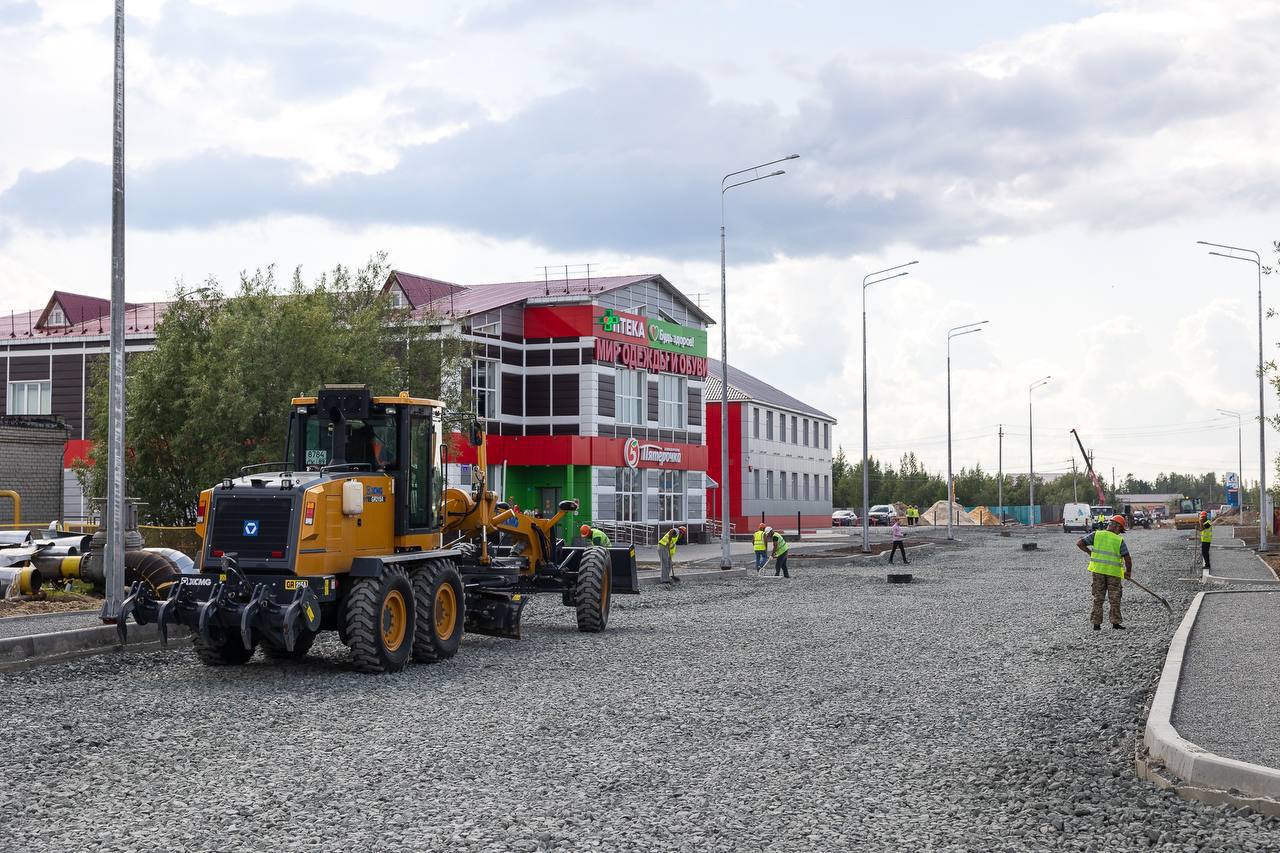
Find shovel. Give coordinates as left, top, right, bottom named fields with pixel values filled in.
left=1125, top=576, right=1172, bottom=614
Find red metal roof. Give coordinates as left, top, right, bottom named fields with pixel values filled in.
left=386, top=271, right=466, bottom=309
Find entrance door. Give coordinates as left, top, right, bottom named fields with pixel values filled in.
left=539, top=487, right=562, bottom=540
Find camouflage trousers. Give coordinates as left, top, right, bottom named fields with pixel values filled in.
left=1090, top=572, right=1123, bottom=626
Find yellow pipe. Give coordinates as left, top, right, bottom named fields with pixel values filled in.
left=0, top=490, right=20, bottom=528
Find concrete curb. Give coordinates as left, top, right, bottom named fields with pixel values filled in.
left=1142, top=591, right=1280, bottom=809
left=0, top=623, right=190, bottom=673
left=637, top=568, right=747, bottom=586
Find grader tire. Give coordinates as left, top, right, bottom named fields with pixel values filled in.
left=193, top=632, right=256, bottom=666
left=343, top=567, right=415, bottom=674
left=261, top=631, right=317, bottom=661
left=574, top=546, right=611, bottom=633
left=411, top=560, right=465, bottom=663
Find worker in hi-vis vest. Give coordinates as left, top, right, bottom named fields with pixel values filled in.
left=657, top=526, right=684, bottom=584
left=579, top=524, right=611, bottom=548
left=753, top=523, right=769, bottom=571
left=1198, top=512, right=1213, bottom=571
left=1076, top=514, right=1133, bottom=631
left=769, top=528, right=791, bottom=578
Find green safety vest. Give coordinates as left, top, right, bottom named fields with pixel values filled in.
left=659, top=530, right=678, bottom=556
left=771, top=532, right=789, bottom=557
left=589, top=528, right=611, bottom=548
left=1200, top=523, right=1213, bottom=544
left=907, top=507, right=917, bottom=518
left=753, top=530, right=766, bottom=551
left=1088, top=529, right=1125, bottom=578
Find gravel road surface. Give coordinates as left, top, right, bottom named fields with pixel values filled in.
left=1173, top=589, right=1280, bottom=770
left=0, top=528, right=1274, bottom=852
left=0, top=610, right=104, bottom=640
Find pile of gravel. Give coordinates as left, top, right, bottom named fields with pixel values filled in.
left=0, top=528, right=1273, bottom=852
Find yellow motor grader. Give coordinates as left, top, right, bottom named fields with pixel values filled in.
left=116, top=385, right=638, bottom=673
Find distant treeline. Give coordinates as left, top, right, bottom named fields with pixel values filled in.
left=831, top=448, right=1230, bottom=510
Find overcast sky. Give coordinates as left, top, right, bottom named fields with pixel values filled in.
left=1, top=0, right=1277, bottom=488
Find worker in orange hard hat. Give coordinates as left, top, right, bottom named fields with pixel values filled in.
left=1076, top=514, right=1133, bottom=631
left=580, top=524, right=611, bottom=548
left=753, top=523, right=769, bottom=571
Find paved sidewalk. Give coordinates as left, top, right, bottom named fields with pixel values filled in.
left=1169, top=541, right=1280, bottom=778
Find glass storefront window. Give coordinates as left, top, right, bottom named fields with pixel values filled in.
left=615, top=467, right=642, bottom=522
left=659, top=470, right=684, bottom=522
left=657, top=374, right=686, bottom=427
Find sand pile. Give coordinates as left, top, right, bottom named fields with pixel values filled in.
left=969, top=506, right=1002, bottom=526
left=918, top=500, right=977, bottom=525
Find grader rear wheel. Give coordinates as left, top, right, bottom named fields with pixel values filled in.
left=574, top=546, right=611, bottom=633
left=343, top=567, right=415, bottom=674
left=410, top=559, right=465, bottom=663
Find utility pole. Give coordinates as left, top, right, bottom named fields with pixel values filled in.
left=1111, top=466, right=1116, bottom=504
left=101, top=0, right=127, bottom=623
left=997, top=424, right=1003, bottom=517
left=1071, top=457, right=1078, bottom=503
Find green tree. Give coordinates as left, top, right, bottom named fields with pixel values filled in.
left=81, top=254, right=464, bottom=524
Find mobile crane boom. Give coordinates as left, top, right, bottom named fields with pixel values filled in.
left=1070, top=428, right=1108, bottom=505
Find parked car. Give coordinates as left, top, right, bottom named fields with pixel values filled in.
left=1062, top=502, right=1092, bottom=533
left=1131, top=509, right=1152, bottom=529
left=831, top=509, right=858, bottom=527
left=867, top=504, right=896, bottom=526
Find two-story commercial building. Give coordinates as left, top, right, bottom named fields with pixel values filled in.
left=705, top=359, right=835, bottom=534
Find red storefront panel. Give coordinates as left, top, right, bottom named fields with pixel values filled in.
left=449, top=433, right=707, bottom=471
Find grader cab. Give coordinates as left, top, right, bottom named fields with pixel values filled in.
left=119, top=384, right=638, bottom=673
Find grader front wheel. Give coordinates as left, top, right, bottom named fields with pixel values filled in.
left=344, top=567, right=415, bottom=674
left=574, top=546, right=611, bottom=633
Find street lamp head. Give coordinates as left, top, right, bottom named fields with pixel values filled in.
left=785, top=154, right=800, bottom=160
left=771, top=170, right=785, bottom=176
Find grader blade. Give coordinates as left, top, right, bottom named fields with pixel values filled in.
left=464, top=590, right=526, bottom=639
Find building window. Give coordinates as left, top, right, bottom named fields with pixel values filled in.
left=824, top=423, right=830, bottom=449
left=791, top=416, right=798, bottom=444
left=615, top=468, right=642, bottom=522
left=766, top=470, right=774, bottom=499
left=469, top=309, right=501, bottom=336
left=471, top=358, right=499, bottom=420
left=803, top=473, right=810, bottom=501
left=766, top=411, right=774, bottom=440
left=752, top=407, right=759, bottom=439
left=616, top=368, right=645, bottom=425
left=780, top=471, right=787, bottom=500
left=658, top=470, right=685, bottom=522
left=47, top=307, right=68, bottom=327
left=388, top=287, right=408, bottom=309
left=753, top=468, right=760, bottom=500
left=792, top=472, right=798, bottom=498
left=825, top=475, right=830, bottom=500
left=657, top=374, right=686, bottom=428
left=7, top=380, right=51, bottom=415
left=803, top=419, right=810, bottom=447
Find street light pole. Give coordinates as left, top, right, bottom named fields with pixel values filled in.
left=102, top=0, right=127, bottom=623
left=719, top=154, right=798, bottom=569
left=861, top=261, right=917, bottom=552
left=1218, top=408, right=1244, bottom=511
left=946, top=320, right=988, bottom=540
left=1028, top=376, right=1052, bottom=526
left=1199, top=241, right=1268, bottom=550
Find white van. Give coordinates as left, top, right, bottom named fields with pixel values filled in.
left=1062, top=503, right=1092, bottom=533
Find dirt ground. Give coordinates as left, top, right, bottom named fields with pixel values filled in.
left=0, top=592, right=100, bottom=617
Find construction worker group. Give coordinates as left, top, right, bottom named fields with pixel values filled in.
left=752, top=524, right=790, bottom=577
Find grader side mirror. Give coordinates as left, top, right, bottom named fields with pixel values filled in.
left=558, top=499, right=579, bottom=512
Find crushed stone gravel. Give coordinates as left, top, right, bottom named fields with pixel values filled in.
left=0, top=527, right=1274, bottom=852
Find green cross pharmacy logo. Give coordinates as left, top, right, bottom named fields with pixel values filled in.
left=598, top=308, right=622, bottom=333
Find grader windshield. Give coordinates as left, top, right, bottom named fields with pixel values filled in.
left=287, top=392, right=445, bottom=532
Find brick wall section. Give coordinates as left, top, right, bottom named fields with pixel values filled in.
left=0, top=416, right=70, bottom=526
